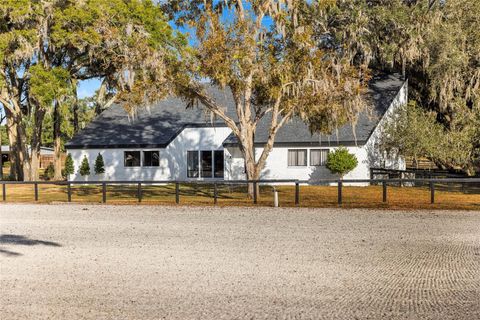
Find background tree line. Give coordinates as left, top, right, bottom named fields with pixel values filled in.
left=0, top=0, right=478, bottom=181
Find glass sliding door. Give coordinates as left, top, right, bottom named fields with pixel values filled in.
left=200, top=151, right=213, bottom=178
left=214, top=151, right=224, bottom=178
left=187, top=150, right=225, bottom=179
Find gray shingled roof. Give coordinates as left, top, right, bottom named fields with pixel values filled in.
left=66, top=74, right=405, bottom=149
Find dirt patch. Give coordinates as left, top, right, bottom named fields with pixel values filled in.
left=1, top=204, right=479, bottom=319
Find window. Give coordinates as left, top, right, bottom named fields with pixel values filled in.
left=310, top=149, right=329, bottom=166
left=124, top=151, right=141, bottom=167
left=200, top=151, right=213, bottom=178
left=187, top=151, right=199, bottom=178
left=187, top=150, right=224, bottom=179
left=214, top=151, right=224, bottom=178
left=288, top=149, right=307, bottom=166
left=143, top=151, right=160, bottom=167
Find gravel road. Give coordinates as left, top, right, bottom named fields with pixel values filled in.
left=1, top=204, right=479, bottom=320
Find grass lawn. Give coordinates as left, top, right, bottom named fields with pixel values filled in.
left=0, top=183, right=479, bottom=210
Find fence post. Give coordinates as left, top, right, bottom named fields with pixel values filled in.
left=67, top=183, right=71, bottom=202
left=175, top=182, right=180, bottom=204
left=253, top=182, right=258, bottom=204
left=102, top=183, right=107, bottom=203
left=137, top=183, right=142, bottom=202
left=34, top=183, right=38, bottom=202
left=295, top=181, right=300, bottom=206
left=338, top=181, right=343, bottom=206
left=430, top=181, right=435, bottom=204
left=382, top=180, right=387, bottom=203
left=2, top=183, right=5, bottom=201
left=214, top=183, right=218, bottom=205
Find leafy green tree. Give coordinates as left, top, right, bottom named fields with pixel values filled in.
left=165, top=0, right=369, bottom=195
left=0, top=0, right=181, bottom=181
left=79, top=156, right=90, bottom=177
left=64, top=154, right=74, bottom=177
left=309, top=0, right=480, bottom=174
left=0, top=110, right=5, bottom=179
left=380, top=102, right=479, bottom=175
left=326, top=147, right=358, bottom=179
left=94, top=154, right=105, bottom=175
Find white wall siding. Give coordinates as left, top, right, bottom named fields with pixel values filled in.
left=68, top=126, right=232, bottom=181
left=224, top=81, right=409, bottom=184
left=68, top=81, right=407, bottom=183
left=225, top=145, right=370, bottom=185
left=365, top=80, right=408, bottom=171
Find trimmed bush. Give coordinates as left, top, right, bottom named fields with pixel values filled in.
left=326, top=147, right=358, bottom=179
left=94, top=153, right=105, bottom=175
left=64, top=153, right=74, bottom=176
left=79, top=156, right=90, bottom=176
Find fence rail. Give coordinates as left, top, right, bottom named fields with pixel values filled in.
left=1, top=178, right=479, bottom=206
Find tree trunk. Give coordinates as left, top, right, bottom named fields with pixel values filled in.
left=17, top=118, right=31, bottom=181
left=73, top=99, right=79, bottom=133
left=5, top=111, right=30, bottom=181
left=72, top=82, right=80, bottom=133
left=0, top=124, right=3, bottom=180
left=53, top=101, right=63, bottom=180
left=29, top=108, right=46, bottom=181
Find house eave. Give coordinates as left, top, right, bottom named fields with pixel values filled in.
left=222, top=140, right=367, bottom=148
left=65, top=143, right=168, bottom=150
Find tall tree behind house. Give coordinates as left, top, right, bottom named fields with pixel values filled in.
left=164, top=0, right=370, bottom=195
left=0, top=0, right=183, bottom=180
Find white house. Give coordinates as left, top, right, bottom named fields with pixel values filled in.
left=65, top=74, right=407, bottom=183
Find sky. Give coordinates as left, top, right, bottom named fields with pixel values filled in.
left=77, top=78, right=102, bottom=99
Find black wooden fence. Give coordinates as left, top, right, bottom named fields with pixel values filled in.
left=1, top=178, right=480, bottom=206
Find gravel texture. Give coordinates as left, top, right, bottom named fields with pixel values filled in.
left=0, top=204, right=479, bottom=320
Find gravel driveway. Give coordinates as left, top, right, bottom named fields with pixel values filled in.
left=1, top=204, right=479, bottom=320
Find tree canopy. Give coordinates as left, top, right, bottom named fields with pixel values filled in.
left=0, top=0, right=184, bottom=180
left=163, top=0, right=370, bottom=192
left=0, top=0, right=479, bottom=181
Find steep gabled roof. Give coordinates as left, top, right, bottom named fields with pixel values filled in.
left=66, top=87, right=234, bottom=149
left=66, top=74, right=405, bottom=149
left=223, top=73, right=405, bottom=146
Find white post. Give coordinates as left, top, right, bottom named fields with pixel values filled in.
left=273, top=187, right=279, bottom=207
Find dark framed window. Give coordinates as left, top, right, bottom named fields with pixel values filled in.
left=200, top=151, right=213, bottom=178
left=288, top=149, right=307, bottom=166
left=143, top=151, right=160, bottom=167
left=187, top=150, right=224, bottom=179
left=187, top=151, right=199, bottom=178
left=310, top=149, right=329, bottom=166
left=124, top=151, right=141, bottom=167
left=214, top=150, right=224, bottom=178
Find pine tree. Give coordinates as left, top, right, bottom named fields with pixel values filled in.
left=64, top=154, right=74, bottom=176
left=94, top=153, right=105, bottom=175
left=79, top=156, right=90, bottom=176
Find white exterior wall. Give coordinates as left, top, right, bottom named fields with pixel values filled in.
left=68, top=81, right=407, bottom=183
left=225, top=145, right=370, bottom=185
left=225, top=80, right=409, bottom=184
left=68, top=126, right=232, bottom=181
left=364, top=80, right=408, bottom=170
